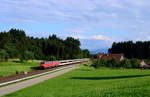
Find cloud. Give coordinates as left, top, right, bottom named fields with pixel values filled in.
left=25, top=30, right=50, bottom=38
left=64, top=27, right=91, bottom=33
left=79, top=38, right=112, bottom=50
left=1, top=0, right=150, bottom=49
left=1, top=0, right=150, bottom=33
left=92, top=35, right=113, bottom=41
left=64, top=28, right=85, bottom=33
left=71, top=35, right=113, bottom=41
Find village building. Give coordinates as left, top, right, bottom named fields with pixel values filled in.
left=140, top=60, right=150, bottom=69
left=97, top=53, right=150, bottom=69
left=97, top=53, right=124, bottom=61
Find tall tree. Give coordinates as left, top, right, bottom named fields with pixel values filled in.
left=109, top=41, right=150, bottom=59
left=0, top=28, right=90, bottom=61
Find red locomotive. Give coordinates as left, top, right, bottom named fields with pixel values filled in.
left=40, top=61, right=61, bottom=69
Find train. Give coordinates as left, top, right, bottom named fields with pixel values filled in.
left=40, top=58, right=89, bottom=69
left=40, top=61, right=61, bottom=69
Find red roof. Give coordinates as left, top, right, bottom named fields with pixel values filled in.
left=97, top=54, right=124, bottom=60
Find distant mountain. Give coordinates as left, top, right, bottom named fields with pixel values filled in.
left=90, top=49, right=108, bottom=54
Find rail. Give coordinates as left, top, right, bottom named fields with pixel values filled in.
left=0, top=58, right=89, bottom=86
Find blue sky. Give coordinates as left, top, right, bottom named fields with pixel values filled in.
left=1, top=0, right=150, bottom=50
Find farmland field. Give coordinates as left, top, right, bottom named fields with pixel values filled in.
left=3, top=66, right=150, bottom=97
left=0, top=60, right=42, bottom=77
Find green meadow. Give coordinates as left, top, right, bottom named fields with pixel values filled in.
left=3, top=66, right=150, bottom=97
left=0, top=60, right=42, bottom=77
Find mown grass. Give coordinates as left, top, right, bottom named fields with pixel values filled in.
left=3, top=66, right=150, bottom=97
left=0, top=60, right=42, bottom=77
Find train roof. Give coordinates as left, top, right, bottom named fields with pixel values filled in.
left=43, top=61, right=59, bottom=64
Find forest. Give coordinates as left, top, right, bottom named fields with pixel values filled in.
left=109, top=41, right=150, bottom=59
left=0, top=28, right=90, bottom=61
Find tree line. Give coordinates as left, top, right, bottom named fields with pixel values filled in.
left=109, top=41, right=150, bottom=59
left=0, top=28, right=90, bottom=61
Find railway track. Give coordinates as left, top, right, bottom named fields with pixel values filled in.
left=0, top=58, right=89, bottom=86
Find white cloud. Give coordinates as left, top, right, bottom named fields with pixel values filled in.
left=64, top=28, right=85, bottom=33
left=64, top=27, right=90, bottom=33
left=1, top=0, right=150, bottom=33
left=25, top=30, right=50, bottom=38
left=1, top=0, right=150, bottom=49
left=1, top=1, right=150, bottom=30
left=71, top=35, right=113, bottom=41
left=92, top=35, right=112, bottom=41
left=147, top=36, right=150, bottom=40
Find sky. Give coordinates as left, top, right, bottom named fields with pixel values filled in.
left=1, top=0, right=150, bottom=50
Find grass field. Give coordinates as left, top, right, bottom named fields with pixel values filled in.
left=3, top=66, right=150, bottom=97
left=0, top=60, right=42, bottom=77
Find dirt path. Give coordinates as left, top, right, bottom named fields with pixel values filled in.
left=0, top=65, right=79, bottom=97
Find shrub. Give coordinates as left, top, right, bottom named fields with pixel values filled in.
left=92, top=59, right=119, bottom=68
left=119, top=59, right=132, bottom=68
left=130, top=59, right=141, bottom=68
left=92, top=59, right=107, bottom=68
left=16, top=71, right=19, bottom=74
left=107, top=58, right=119, bottom=67
left=92, top=58, right=141, bottom=69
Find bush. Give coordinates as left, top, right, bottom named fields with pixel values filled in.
left=92, top=58, right=141, bottom=69
left=16, top=71, right=19, bottom=74
left=92, top=59, right=107, bottom=68
left=92, top=59, right=119, bottom=68
left=107, top=58, right=119, bottom=67
left=130, top=59, right=141, bottom=68
left=119, top=59, right=132, bottom=68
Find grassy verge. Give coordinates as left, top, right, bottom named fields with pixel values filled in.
left=0, top=60, right=42, bottom=77
left=0, top=64, right=75, bottom=87
left=3, top=66, right=150, bottom=97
